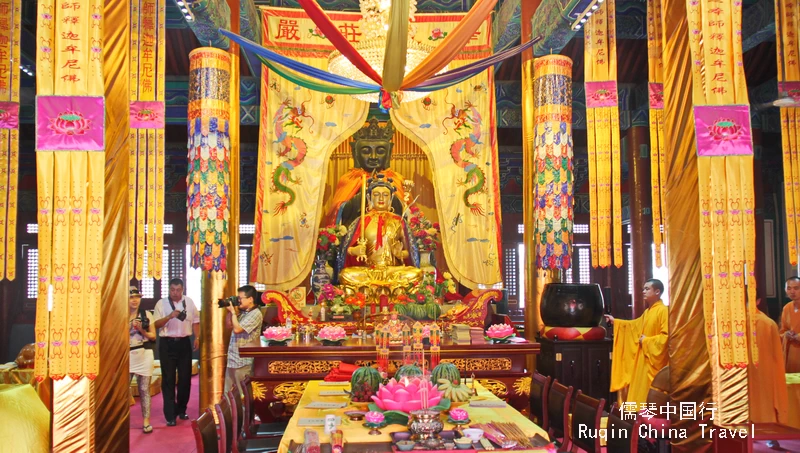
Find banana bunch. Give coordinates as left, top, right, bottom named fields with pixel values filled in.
left=437, top=379, right=472, bottom=402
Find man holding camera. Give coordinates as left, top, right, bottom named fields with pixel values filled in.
left=153, top=278, right=200, bottom=426
left=225, top=285, right=264, bottom=395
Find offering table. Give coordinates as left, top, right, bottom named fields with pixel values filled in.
left=240, top=338, right=539, bottom=421
left=278, top=380, right=551, bottom=453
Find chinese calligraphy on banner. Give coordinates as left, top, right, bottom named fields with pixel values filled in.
left=687, top=0, right=757, bottom=368
left=0, top=0, right=20, bottom=281
left=584, top=0, right=623, bottom=268
left=776, top=0, right=800, bottom=266
left=34, top=0, right=104, bottom=381
left=129, top=0, right=166, bottom=281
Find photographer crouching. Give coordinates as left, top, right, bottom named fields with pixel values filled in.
left=224, top=285, right=264, bottom=395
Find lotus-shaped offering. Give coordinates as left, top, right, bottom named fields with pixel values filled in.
left=369, top=377, right=450, bottom=425
left=262, top=326, right=293, bottom=345
left=316, top=325, right=347, bottom=345
left=365, top=411, right=385, bottom=424
left=448, top=408, right=469, bottom=422
left=485, top=323, right=516, bottom=343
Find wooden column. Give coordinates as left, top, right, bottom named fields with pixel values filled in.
left=627, top=126, right=653, bottom=317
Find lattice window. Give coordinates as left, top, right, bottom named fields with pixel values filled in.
left=141, top=251, right=155, bottom=298
left=27, top=224, right=38, bottom=234
left=240, top=224, right=256, bottom=234
left=27, top=248, right=38, bottom=299
left=504, top=248, right=517, bottom=296
left=170, top=247, right=185, bottom=283
left=627, top=246, right=634, bottom=294
left=160, top=249, right=171, bottom=297
left=239, top=248, right=249, bottom=287
left=517, top=224, right=524, bottom=234
left=578, top=248, right=591, bottom=284
left=574, top=224, right=589, bottom=234
left=564, top=262, right=574, bottom=283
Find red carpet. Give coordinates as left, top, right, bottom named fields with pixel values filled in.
left=130, top=375, right=200, bottom=453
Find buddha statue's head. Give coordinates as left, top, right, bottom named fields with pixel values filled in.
left=367, top=174, right=396, bottom=212
left=351, top=118, right=394, bottom=172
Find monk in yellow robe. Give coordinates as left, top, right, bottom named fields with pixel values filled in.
left=748, top=299, right=789, bottom=424
left=605, top=279, right=669, bottom=406
left=780, top=277, right=800, bottom=373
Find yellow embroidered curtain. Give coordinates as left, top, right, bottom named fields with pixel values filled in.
left=776, top=0, right=800, bottom=266
left=584, top=0, right=622, bottom=268
left=129, top=0, right=165, bottom=281
left=390, top=16, right=503, bottom=288
left=34, top=0, right=104, bottom=381
left=687, top=0, right=757, bottom=368
left=251, top=7, right=369, bottom=289
left=0, top=0, right=20, bottom=281
left=647, top=0, right=667, bottom=268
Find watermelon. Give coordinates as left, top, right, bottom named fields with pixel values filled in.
left=395, top=304, right=408, bottom=316
left=394, top=364, right=423, bottom=380
left=350, top=366, right=383, bottom=402
left=431, top=362, right=461, bottom=385
left=424, top=303, right=442, bottom=320
left=407, top=303, right=427, bottom=320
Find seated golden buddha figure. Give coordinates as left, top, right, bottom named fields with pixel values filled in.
left=337, top=175, right=422, bottom=291
left=324, top=118, right=406, bottom=227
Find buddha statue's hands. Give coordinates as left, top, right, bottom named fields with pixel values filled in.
left=391, top=240, right=408, bottom=260
left=348, top=243, right=367, bottom=258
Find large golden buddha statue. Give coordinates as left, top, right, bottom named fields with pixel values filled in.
left=324, top=118, right=406, bottom=227
left=337, top=174, right=422, bottom=290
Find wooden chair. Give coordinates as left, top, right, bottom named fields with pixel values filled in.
left=606, top=403, right=642, bottom=453
left=567, top=390, right=605, bottom=453
left=228, top=389, right=281, bottom=453
left=546, top=379, right=574, bottom=451
left=529, top=372, right=551, bottom=428
left=216, top=394, right=237, bottom=453
left=240, top=376, right=288, bottom=439
left=192, top=408, right=221, bottom=453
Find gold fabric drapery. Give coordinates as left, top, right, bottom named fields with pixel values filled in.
left=0, top=0, right=20, bottom=281
left=34, top=0, right=104, bottom=383
left=128, top=0, right=166, bottom=281
left=686, top=0, right=757, bottom=370
left=776, top=0, right=800, bottom=266
left=647, top=0, right=667, bottom=268
left=584, top=0, right=623, bottom=268
left=662, top=0, right=713, bottom=445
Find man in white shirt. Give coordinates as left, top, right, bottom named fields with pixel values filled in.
left=153, top=278, right=200, bottom=426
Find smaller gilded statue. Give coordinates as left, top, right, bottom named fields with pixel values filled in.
left=337, top=174, right=422, bottom=291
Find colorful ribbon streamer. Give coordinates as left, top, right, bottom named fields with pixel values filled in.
left=584, top=0, right=622, bottom=268
left=688, top=0, right=757, bottom=369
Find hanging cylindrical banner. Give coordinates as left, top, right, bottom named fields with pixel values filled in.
left=584, top=0, right=623, bottom=268
left=187, top=48, right=232, bottom=274
left=647, top=0, right=667, bottom=268
left=533, top=55, right=573, bottom=270
left=129, top=0, right=166, bottom=281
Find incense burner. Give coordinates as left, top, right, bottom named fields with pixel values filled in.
left=407, top=410, right=444, bottom=441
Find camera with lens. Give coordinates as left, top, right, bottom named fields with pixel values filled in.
left=217, top=295, right=240, bottom=308
left=175, top=310, right=187, bottom=321
left=139, top=312, right=150, bottom=330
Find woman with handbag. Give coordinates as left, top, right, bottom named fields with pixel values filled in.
left=129, top=286, right=156, bottom=433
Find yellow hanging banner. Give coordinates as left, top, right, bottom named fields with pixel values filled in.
left=0, top=0, right=21, bottom=281
left=646, top=0, right=666, bottom=268
left=687, top=0, right=757, bottom=368
left=776, top=0, right=800, bottom=266
left=584, top=0, right=623, bottom=268
left=129, top=0, right=166, bottom=281
left=34, top=0, right=104, bottom=381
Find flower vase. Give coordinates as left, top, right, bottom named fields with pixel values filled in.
left=311, top=257, right=331, bottom=297
left=419, top=251, right=435, bottom=272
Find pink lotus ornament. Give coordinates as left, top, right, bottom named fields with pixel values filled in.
left=49, top=110, right=92, bottom=136
left=365, top=411, right=385, bottom=424
left=263, top=326, right=293, bottom=343
left=370, top=377, right=444, bottom=414
left=486, top=324, right=516, bottom=343
left=449, top=408, right=469, bottom=421
left=316, top=325, right=347, bottom=344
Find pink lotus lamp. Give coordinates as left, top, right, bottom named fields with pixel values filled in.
left=485, top=323, right=516, bottom=343
left=370, top=377, right=444, bottom=414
